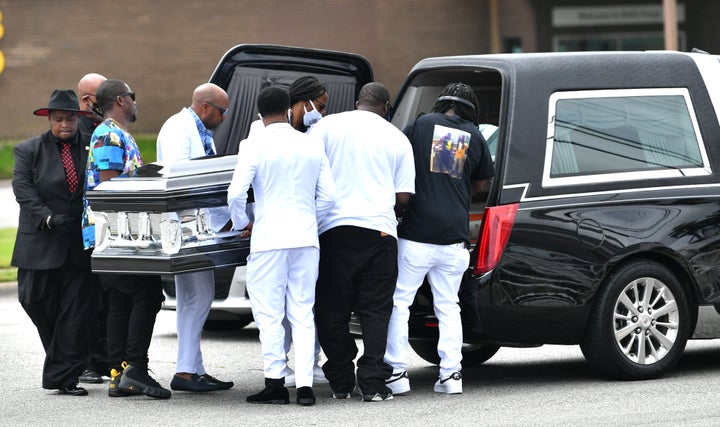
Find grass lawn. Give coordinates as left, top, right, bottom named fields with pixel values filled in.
left=0, top=228, right=16, bottom=282
left=0, top=134, right=157, bottom=282
left=0, top=134, right=158, bottom=282
left=0, top=133, right=158, bottom=180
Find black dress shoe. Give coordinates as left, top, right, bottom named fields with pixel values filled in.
left=58, top=385, right=88, bottom=396
left=79, top=369, right=103, bottom=384
left=170, top=374, right=222, bottom=392
left=296, top=386, right=316, bottom=406
left=201, top=374, right=234, bottom=390
left=246, top=378, right=289, bottom=404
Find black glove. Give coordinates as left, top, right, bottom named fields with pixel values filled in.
left=48, top=214, right=73, bottom=232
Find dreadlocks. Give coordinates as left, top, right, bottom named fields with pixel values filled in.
left=432, top=82, right=480, bottom=125
left=289, top=76, right=327, bottom=105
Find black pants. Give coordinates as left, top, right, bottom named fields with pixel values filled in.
left=100, top=274, right=163, bottom=371
left=18, top=260, right=99, bottom=390
left=315, top=226, right=397, bottom=394
left=86, top=276, right=109, bottom=376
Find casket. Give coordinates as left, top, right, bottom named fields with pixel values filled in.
left=86, top=155, right=251, bottom=275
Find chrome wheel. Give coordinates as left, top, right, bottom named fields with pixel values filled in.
left=613, top=276, right=679, bottom=365
left=582, top=260, right=692, bottom=380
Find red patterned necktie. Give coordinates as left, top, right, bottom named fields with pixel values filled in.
left=60, top=142, right=78, bottom=193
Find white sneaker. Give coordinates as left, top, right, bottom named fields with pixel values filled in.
left=433, top=371, right=462, bottom=394
left=385, top=371, right=410, bottom=395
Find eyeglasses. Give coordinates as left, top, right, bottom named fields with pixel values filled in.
left=118, top=92, right=136, bottom=101
left=204, top=100, right=228, bottom=116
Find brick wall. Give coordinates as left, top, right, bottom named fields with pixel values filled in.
left=0, top=0, right=491, bottom=140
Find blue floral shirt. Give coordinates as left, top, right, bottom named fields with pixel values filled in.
left=86, top=118, right=143, bottom=191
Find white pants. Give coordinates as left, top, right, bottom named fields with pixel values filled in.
left=385, top=238, right=469, bottom=378
left=175, top=270, right=215, bottom=374
left=283, top=316, right=323, bottom=368
left=246, top=247, right=318, bottom=388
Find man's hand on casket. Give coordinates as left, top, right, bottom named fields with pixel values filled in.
left=240, top=222, right=253, bottom=238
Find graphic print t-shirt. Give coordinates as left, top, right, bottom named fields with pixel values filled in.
left=399, top=112, right=494, bottom=245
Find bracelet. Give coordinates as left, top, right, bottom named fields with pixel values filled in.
left=46, top=214, right=52, bottom=229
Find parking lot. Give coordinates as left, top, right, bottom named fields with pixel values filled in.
left=6, top=280, right=720, bottom=425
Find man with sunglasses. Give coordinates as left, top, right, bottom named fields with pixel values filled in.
left=86, top=79, right=171, bottom=399
left=156, top=83, right=234, bottom=393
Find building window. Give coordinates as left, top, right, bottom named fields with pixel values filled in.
left=554, top=32, right=685, bottom=52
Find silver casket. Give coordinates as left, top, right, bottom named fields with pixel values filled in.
left=86, top=155, right=251, bottom=275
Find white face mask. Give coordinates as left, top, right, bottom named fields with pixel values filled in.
left=303, top=99, right=323, bottom=128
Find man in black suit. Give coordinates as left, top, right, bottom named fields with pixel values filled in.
left=11, top=89, right=99, bottom=396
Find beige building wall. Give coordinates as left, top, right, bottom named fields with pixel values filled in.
left=500, top=0, right=536, bottom=52
left=0, top=0, right=493, bottom=140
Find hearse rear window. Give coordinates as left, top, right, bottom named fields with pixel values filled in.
left=543, top=88, right=710, bottom=187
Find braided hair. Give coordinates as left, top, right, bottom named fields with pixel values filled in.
left=432, top=82, right=480, bottom=125
left=289, top=76, right=327, bottom=105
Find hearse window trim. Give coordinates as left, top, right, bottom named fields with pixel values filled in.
left=542, top=88, right=710, bottom=188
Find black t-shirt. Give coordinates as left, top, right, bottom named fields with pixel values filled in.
left=399, top=112, right=494, bottom=245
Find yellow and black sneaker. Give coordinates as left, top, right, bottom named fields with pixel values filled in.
left=118, top=363, right=171, bottom=399
left=108, top=361, right=142, bottom=397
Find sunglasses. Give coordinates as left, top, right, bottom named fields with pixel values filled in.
left=118, top=92, right=136, bottom=101
left=205, top=100, right=228, bottom=116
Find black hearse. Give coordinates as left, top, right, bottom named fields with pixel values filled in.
left=90, top=46, right=720, bottom=380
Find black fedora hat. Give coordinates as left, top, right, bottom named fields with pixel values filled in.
left=33, top=89, right=92, bottom=117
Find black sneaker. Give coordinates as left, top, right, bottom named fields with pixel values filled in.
left=359, top=386, right=393, bottom=402
left=332, top=391, right=353, bottom=399
left=246, top=378, right=289, bottom=404
left=118, top=364, right=171, bottom=399
left=108, top=364, right=142, bottom=397
left=296, top=386, right=316, bottom=406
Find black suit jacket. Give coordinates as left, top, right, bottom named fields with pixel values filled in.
left=11, top=130, right=91, bottom=270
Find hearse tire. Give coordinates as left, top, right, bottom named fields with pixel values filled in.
left=580, top=260, right=692, bottom=380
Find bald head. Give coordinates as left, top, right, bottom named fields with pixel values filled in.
left=192, top=83, right=227, bottom=107
left=356, top=82, right=391, bottom=117
left=77, top=73, right=107, bottom=113
left=191, top=83, right=229, bottom=130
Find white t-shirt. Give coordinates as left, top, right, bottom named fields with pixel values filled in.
left=310, top=110, right=415, bottom=237
left=227, top=122, right=336, bottom=253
